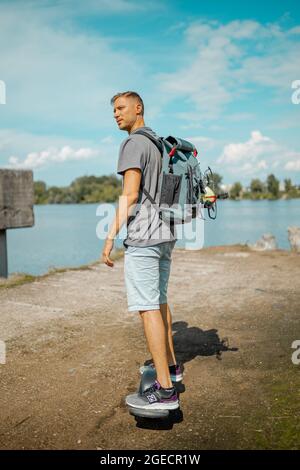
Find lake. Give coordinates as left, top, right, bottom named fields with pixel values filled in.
left=6, top=199, right=300, bottom=276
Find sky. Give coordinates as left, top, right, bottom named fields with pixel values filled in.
left=0, top=0, right=300, bottom=187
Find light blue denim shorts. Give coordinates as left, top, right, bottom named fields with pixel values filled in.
left=124, top=240, right=176, bottom=312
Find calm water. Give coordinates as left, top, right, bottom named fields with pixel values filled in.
left=6, top=200, right=300, bottom=276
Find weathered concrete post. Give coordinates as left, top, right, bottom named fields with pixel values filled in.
left=0, top=169, right=34, bottom=278
left=0, top=229, right=8, bottom=278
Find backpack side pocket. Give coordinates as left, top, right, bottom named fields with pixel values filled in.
left=159, top=172, right=182, bottom=207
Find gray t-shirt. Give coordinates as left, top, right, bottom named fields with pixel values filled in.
left=117, top=126, right=176, bottom=248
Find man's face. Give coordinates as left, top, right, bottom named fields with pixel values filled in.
left=113, top=96, right=140, bottom=132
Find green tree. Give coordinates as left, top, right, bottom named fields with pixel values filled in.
left=250, top=178, right=265, bottom=197
left=33, top=175, right=123, bottom=204
left=266, top=174, right=280, bottom=198
left=47, top=186, right=66, bottom=204
left=69, top=174, right=122, bottom=203
left=229, top=182, right=243, bottom=199
left=34, top=180, right=48, bottom=204
left=284, top=178, right=294, bottom=193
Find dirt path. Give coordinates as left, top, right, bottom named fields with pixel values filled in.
left=0, top=245, right=299, bottom=450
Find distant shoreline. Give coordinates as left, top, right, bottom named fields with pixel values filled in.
left=32, top=196, right=300, bottom=205
left=33, top=174, right=300, bottom=204
left=0, top=243, right=294, bottom=289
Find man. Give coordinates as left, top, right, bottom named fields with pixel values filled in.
left=102, top=91, right=182, bottom=412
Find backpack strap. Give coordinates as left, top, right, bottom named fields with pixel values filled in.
left=132, top=129, right=163, bottom=210
left=134, top=128, right=175, bottom=173
left=131, top=129, right=177, bottom=230
left=142, top=188, right=156, bottom=205
left=133, top=129, right=164, bottom=156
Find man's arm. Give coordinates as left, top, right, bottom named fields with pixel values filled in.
left=102, top=168, right=142, bottom=267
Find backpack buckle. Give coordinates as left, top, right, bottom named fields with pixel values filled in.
left=169, top=146, right=177, bottom=157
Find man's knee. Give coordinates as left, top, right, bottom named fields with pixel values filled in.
left=139, top=309, right=160, bottom=318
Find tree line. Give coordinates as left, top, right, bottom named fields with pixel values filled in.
left=228, top=175, right=300, bottom=200
left=34, top=173, right=299, bottom=204
left=34, top=175, right=122, bottom=204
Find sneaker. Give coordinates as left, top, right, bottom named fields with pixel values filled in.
left=126, top=380, right=179, bottom=411
left=139, top=363, right=183, bottom=382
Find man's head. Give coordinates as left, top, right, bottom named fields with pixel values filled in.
left=111, top=91, right=145, bottom=134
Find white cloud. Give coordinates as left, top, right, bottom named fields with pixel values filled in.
left=157, top=34, right=234, bottom=119
left=236, top=44, right=300, bottom=89
left=0, top=128, right=119, bottom=172
left=218, top=130, right=275, bottom=165
left=101, top=135, right=115, bottom=145
left=186, top=19, right=260, bottom=44
left=0, top=3, right=144, bottom=132
left=156, top=19, right=300, bottom=121
left=285, top=161, right=300, bottom=171
left=218, top=130, right=300, bottom=177
left=284, top=154, right=300, bottom=172
left=0, top=129, right=90, bottom=155
left=257, top=159, right=268, bottom=170
left=287, top=26, right=300, bottom=36
left=7, top=146, right=99, bottom=169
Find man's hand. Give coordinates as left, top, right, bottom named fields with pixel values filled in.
left=102, top=238, right=114, bottom=267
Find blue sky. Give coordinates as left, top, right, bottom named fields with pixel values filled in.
left=0, top=0, right=300, bottom=187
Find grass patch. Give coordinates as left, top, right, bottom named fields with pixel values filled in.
left=248, top=373, right=300, bottom=449
left=0, top=248, right=125, bottom=289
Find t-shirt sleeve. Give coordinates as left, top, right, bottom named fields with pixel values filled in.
left=117, top=138, right=145, bottom=176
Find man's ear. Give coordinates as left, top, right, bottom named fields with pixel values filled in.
left=136, top=102, right=142, bottom=116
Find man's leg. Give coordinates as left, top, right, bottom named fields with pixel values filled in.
left=158, top=241, right=177, bottom=368
left=160, top=303, right=177, bottom=367
left=139, top=309, right=173, bottom=389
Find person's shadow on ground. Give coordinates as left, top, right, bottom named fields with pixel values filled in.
left=134, top=322, right=238, bottom=430
left=173, top=320, right=238, bottom=363
left=144, top=320, right=238, bottom=369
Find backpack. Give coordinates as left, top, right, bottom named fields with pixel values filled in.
left=134, top=130, right=203, bottom=225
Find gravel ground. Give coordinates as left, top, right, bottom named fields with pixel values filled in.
left=0, top=245, right=299, bottom=450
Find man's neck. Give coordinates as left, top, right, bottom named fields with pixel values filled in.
left=128, top=119, right=146, bottom=134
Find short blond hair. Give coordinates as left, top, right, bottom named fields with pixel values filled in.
left=110, top=91, right=144, bottom=116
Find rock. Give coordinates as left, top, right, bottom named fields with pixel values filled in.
left=288, top=226, right=300, bottom=252
left=223, top=252, right=250, bottom=258
left=249, top=233, right=277, bottom=251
